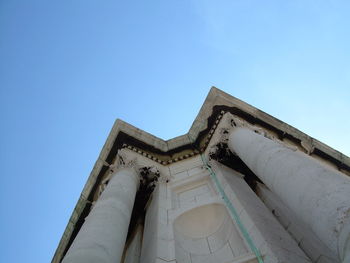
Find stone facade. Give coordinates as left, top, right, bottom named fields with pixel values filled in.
left=53, top=87, right=350, bottom=263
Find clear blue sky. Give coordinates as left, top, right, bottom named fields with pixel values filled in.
left=0, top=1, right=349, bottom=262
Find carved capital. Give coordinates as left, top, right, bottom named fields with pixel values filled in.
left=209, top=114, right=263, bottom=162
left=139, top=166, right=160, bottom=192
left=209, top=141, right=232, bottom=162
left=108, top=150, right=138, bottom=174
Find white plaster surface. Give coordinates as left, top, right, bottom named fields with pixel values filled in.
left=173, top=202, right=250, bottom=263
left=211, top=161, right=311, bottom=263
left=256, top=183, right=338, bottom=262
left=140, top=183, right=176, bottom=263
left=62, top=168, right=139, bottom=263
left=124, top=224, right=143, bottom=263
left=229, top=127, right=350, bottom=261
left=140, top=187, right=159, bottom=263
left=174, top=203, right=226, bottom=238
left=169, top=160, right=253, bottom=263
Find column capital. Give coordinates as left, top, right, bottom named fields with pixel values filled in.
left=99, top=149, right=162, bottom=197
left=114, top=149, right=161, bottom=187
left=139, top=166, right=160, bottom=192
left=208, top=114, right=272, bottom=162
left=109, top=149, right=139, bottom=174
left=96, top=150, right=139, bottom=197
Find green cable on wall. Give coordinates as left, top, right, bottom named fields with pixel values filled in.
left=187, top=131, right=264, bottom=263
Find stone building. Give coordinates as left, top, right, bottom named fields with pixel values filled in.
left=53, top=88, right=350, bottom=263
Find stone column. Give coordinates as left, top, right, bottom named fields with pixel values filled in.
left=228, top=127, right=350, bottom=262
left=62, top=167, right=139, bottom=263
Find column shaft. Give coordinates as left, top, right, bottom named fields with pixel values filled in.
left=228, top=127, right=350, bottom=261
left=62, top=168, right=139, bottom=263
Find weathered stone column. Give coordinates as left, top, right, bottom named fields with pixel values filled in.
left=228, top=127, right=350, bottom=262
left=62, top=167, right=139, bottom=263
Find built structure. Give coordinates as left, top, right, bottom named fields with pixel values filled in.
left=53, top=87, right=350, bottom=263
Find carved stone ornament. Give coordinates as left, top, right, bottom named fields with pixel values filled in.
left=229, top=115, right=297, bottom=152
left=96, top=150, right=164, bottom=198
left=139, top=166, right=160, bottom=192
left=208, top=118, right=232, bottom=162
left=209, top=114, right=290, bottom=162
left=109, top=150, right=138, bottom=174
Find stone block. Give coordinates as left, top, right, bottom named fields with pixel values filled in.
left=172, top=171, right=189, bottom=181
left=174, top=243, right=191, bottom=263
left=212, top=243, right=235, bottom=262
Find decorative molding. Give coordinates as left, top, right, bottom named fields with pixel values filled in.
left=96, top=151, right=163, bottom=198
left=228, top=114, right=301, bottom=153
left=139, top=166, right=160, bottom=191
left=112, top=150, right=138, bottom=172
left=209, top=113, right=299, bottom=162
left=119, top=110, right=227, bottom=166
